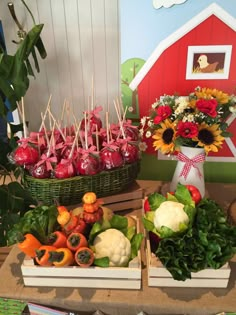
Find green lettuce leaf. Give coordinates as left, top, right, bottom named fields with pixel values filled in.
left=155, top=198, right=236, bottom=281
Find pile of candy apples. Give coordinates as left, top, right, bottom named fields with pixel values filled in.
left=10, top=101, right=140, bottom=179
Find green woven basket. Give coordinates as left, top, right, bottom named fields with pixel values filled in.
left=22, top=162, right=140, bottom=206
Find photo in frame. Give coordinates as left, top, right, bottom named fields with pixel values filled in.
left=186, top=45, right=232, bottom=80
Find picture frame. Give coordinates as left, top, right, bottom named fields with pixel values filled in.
left=186, top=45, right=232, bottom=80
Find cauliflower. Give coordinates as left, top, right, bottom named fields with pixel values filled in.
left=154, top=201, right=189, bottom=233
left=93, top=228, right=131, bottom=267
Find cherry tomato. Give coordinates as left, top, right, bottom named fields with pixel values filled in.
left=185, top=185, right=201, bottom=204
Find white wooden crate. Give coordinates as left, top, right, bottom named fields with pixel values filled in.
left=21, top=217, right=142, bottom=290
left=146, top=234, right=231, bottom=288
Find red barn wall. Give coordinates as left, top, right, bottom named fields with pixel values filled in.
left=137, top=15, right=236, bottom=156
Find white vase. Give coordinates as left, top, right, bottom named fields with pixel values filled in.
left=169, top=146, right=205, bottom=198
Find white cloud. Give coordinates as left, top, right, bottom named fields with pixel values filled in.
left=153, top=0, right=188, bottom=9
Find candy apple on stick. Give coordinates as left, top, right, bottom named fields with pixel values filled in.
left=13, top=98, right=39, bottom=166
left=113, top=100, right=139, bottom=164
left=76, top=114, right=102, bottom=175
left=100, top=112, right=123, bottom=170
left=54, top=125, right=80, bottom=179
left=31, top=120, right=56, bottom=178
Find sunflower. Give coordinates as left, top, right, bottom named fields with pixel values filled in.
left=193, top=122, right=225, bottom=154
left=152, top=119, right=176, bottom=154
left=195, top=87, right=229, bottom=104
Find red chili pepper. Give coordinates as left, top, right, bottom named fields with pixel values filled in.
left=66, top=232, right=88, bottom=252
left=74, top=247, right=94, bottom=267
left=47, top=231, right=67, bottom=248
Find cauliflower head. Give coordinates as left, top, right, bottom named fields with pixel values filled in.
left=154, top=201, right=189, bottom=233
left=93, top=228, right=131, bottom=267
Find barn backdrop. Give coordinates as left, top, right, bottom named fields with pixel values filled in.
left=121, top=1, right=236, bottom=165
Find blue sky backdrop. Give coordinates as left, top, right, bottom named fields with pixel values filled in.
left=120, top=0, right=236, bottom=62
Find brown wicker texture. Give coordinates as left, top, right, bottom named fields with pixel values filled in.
left=22, top=162, right=140, bottom=205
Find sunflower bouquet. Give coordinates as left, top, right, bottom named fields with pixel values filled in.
left=140, top=87, right=236, bottom=155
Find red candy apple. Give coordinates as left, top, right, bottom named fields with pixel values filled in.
left=54, top=159, right=76, bottom=179
left=14, top=145, right=39, bottom=166
left=100, top=143, right=123, bottom=170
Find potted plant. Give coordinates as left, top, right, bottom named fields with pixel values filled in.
left=0, top=1, right=46, bottom=252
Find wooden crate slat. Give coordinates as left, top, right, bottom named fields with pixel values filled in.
left=148, top=277, right=229, bottom=288
left=23, top=276, right=141, bottom=289
left=105, top=199, right=143, bottom=212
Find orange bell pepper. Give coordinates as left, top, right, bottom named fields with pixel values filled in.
left=35, top=245, right=56, bottom=266
left=49, top=248, right=74, bottom=267
left=17, top=233, right=42, bottom=258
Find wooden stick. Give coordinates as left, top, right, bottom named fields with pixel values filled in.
left=48, top=120, right=56, bottom=157
left=68, top=121, right=81, bottom=159
left=113, top=99, right=125, bottom=139
left=48, top=109, right=66, bottom=142
left=84, top=112, right=88, bottom=150
left=91, top=75, right=94, bottom=110
left=41, top=112, right=50, bottom=148
left=39, top=94, right=52, bottom=131
left=95, top=124, right=99, bottom=150
left=60, top=99, right=67, bottom=128
left=106, top=111, right=110, bottom=144
left=21, top=97, right=28, bottom=138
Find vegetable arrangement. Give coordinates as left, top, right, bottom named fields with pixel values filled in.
left=143, top=184, right=236, bottom=281
left=8, top=192, right=143, bottom=268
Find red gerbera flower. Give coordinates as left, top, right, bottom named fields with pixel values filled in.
left=153, top=105, right=172, bottom=124
left=176, top=121, right=198, bottom=138
left=196, top=99, right=218, bottom=118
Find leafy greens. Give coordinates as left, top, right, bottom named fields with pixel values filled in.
left=156, top=198, right=236, bottom=281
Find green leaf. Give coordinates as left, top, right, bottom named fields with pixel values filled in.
left=31, top=46, right=40, bottom=73
left=15, top=24, right=44, bottom=61
left=175, top=184, right=194, bottom=207
left=35, top=36, right=47, bottom=59
left=110, top=214, right=128, bottom=230
left=26, top=58, right=35, bottom=77
left=130, top=233, right=143, bottom=260
left=142, top=215, right=155, bottom=233
left=148, top=192, right=166, bottom=211
left=94, top=257, right=110, bottom=267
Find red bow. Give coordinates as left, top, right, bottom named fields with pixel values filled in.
left=60, top=158, right=74, bottom=174
left=36, top=154, right=57, bottom=171
left=177, top=152, right=205, bottom=180
left=102, top=140, right=119, bottom=151
left=17, top=138, right=30, bottom=149
left=79, top=146, right=99, bottom=159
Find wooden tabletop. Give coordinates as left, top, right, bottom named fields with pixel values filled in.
left=0, top=180, right=236, bottom=315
